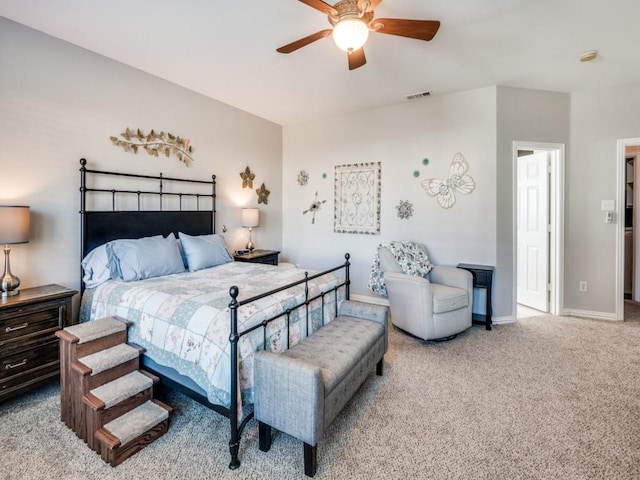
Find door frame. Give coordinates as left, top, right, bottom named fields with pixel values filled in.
left=616, top=138, right=640, bottom=320
left=512, top=141, right=565, bottom=317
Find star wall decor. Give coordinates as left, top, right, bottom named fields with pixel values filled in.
left=303, top=191, right=326, bottom=224
left=240, top=166, right=255, bottom=189
left=297, top=170, right=310, bottom=186
left=256, top=182, right=270, bottom=204
left=396, top=200, right=414, bottom=219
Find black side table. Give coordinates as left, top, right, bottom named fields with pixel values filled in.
left=457, top=263, right=494, bottom=330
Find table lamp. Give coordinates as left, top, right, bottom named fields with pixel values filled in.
left=241, top=208, right=259, bottom=251
left=0, top=206, right=30, bottom=297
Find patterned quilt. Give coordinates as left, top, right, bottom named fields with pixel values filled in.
left=80, top=262, right=342, bottom=408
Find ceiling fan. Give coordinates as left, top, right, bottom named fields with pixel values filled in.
left=276, top=0, right=440, bottom=70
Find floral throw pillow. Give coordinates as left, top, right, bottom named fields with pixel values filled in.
left=368, top=241, right=433, bottom=296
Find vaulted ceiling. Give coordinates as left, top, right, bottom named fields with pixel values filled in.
left=3, top=0, right=640, bottom=125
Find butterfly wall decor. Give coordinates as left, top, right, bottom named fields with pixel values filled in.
left=421, top=152, right=476, bottom=209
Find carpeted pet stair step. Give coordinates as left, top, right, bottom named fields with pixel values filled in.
left=56, top=317, right=130, bottom=431
left=62, top=317, right=129, bottom=345
left=83, top=370, right=159, bottom=452
left=70, top=342, right=145, bottom=442
left=94, top=399, right=173, bottom=467
left=73, top=343, right=145, bottom=389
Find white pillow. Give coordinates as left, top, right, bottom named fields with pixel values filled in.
left=108, top=234, right=186, bottom=281
left=178, top=232, right=233, bottom=271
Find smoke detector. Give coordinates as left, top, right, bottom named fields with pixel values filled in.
left=579, top=50, right=598, bottom=62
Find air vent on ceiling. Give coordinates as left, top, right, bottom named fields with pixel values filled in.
left=405, top=91, right=431, bottom=100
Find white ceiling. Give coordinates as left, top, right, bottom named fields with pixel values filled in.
left=3, top=0, right=640, bottom=126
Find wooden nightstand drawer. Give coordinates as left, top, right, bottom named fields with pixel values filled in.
left=0, top=300, right=64, bottom=345
left=0, top=284, right=77, bottom=403
left=0, top=361, right=59, bottom=398
left=0, top=337, right=59, bottom=381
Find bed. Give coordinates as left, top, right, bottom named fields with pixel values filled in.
left=77, top=159, right=350, bottom=469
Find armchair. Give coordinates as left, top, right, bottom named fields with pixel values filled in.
left=375, top=242, right=473, bottom=341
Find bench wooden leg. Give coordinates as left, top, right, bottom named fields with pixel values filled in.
left=258, top=421, right=272, bottom=452
left=304, top=442, right=317, bottom=477
left=376, top=358, right=384, bottom=376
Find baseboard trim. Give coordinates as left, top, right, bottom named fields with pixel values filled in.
left=345, top=301, right=619, bottom=323
left=492, top=315, right=516, bottom=325
left=562, top=309, right=619, bottom=322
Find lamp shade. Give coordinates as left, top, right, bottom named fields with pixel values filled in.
left=241, top=208, right=259, bottom=228
left=0, top=206, right=30, bottom=244
left=333, top=18, right=369, bottom=52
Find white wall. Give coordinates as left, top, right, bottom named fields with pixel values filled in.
left=567, top=82, right=640, bottom=316
left=0, top=19, right=282, bottom=306
left=4, top=17, right=638, bottom=322
left=282, top=87, right=498, bottom=304
left=496, top=86, right=571, bottom=319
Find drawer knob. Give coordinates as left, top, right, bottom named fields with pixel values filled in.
left=5, top=322, right=29, bottom=333
left=5, top=358, right=28, bottom=370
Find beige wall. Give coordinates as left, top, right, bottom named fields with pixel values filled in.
left=496, top=86, right=571, bottom=318
left=0, top=18, right=283, bottom=304
left=283, top=87, right=498, bottom=312
left=4, top=17, right=640, bottom=322
left=567, top=82, right=640, bottom=316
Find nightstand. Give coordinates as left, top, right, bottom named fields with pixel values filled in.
left=456, top=264, right=494, bottom=330
left=0, top=284, right=77, bottom=402
left=233, top=249, right=280, bottom=266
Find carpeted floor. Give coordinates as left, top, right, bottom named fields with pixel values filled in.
left=2, top=314, right=640, bottom=479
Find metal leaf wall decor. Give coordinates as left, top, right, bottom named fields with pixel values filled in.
left=110, top=128, right=195, bottom=166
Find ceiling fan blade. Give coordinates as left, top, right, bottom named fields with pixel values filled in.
left=357, top=0, right=383, bottom=12
left=348, top=48, right=367, bottom=70
left=276, top=29, right=333, bottom=54
left=298, top=0, right=338, bottom=16
left=370, top=19, right=441, bottom=41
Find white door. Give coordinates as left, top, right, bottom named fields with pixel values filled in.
left=517, top=151, right=549, bottom=311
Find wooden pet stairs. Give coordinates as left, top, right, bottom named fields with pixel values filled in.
left=56, top=317, right=173, bottom=466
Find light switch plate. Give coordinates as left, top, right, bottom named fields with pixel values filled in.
left=601, top=199, right=615, bottom=211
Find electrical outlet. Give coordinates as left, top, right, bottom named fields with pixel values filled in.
left=579, top=281, right=588, bottom=292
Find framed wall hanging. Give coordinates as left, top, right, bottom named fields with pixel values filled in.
left=334, top=162, right=381, bottom=235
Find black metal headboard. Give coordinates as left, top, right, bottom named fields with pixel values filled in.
left=79, top=157, right=216, bottom=267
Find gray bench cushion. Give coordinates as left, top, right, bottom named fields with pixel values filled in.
left=283, top=316, right=384, bottom=394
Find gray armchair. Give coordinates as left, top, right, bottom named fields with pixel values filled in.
left=378, top=243, right=473, bottom=341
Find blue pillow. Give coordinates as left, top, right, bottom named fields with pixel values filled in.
left=81, top=244, right=114, bottom=288
left=108, top=234, right=186, bottom=281
left=178, top=232, right=233, bottom=272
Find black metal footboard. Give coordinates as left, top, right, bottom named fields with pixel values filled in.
left=226, top=254, right=350, bottom=469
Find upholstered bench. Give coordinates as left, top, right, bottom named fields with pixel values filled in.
left=254, top=300, right=389, bottom=477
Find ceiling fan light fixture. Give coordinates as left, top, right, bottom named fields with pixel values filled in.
left=333, top=17, right=369, bottom=52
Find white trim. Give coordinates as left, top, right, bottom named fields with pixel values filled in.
left=616, top=138, right=640, bottom=321
left=512, top=141, right=565, bottom=318
left=562, top=308, right=619, bottom=322
left=492, top=315, right=517, bottom=325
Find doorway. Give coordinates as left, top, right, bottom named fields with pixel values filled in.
left=513, top=141, right=564, bottom=318
left=616, top=138, right=640, bottom=321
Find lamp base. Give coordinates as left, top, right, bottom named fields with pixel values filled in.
left=246, top=227, right=255, bottom=252
left=2, top=245, right=21, bottom=297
